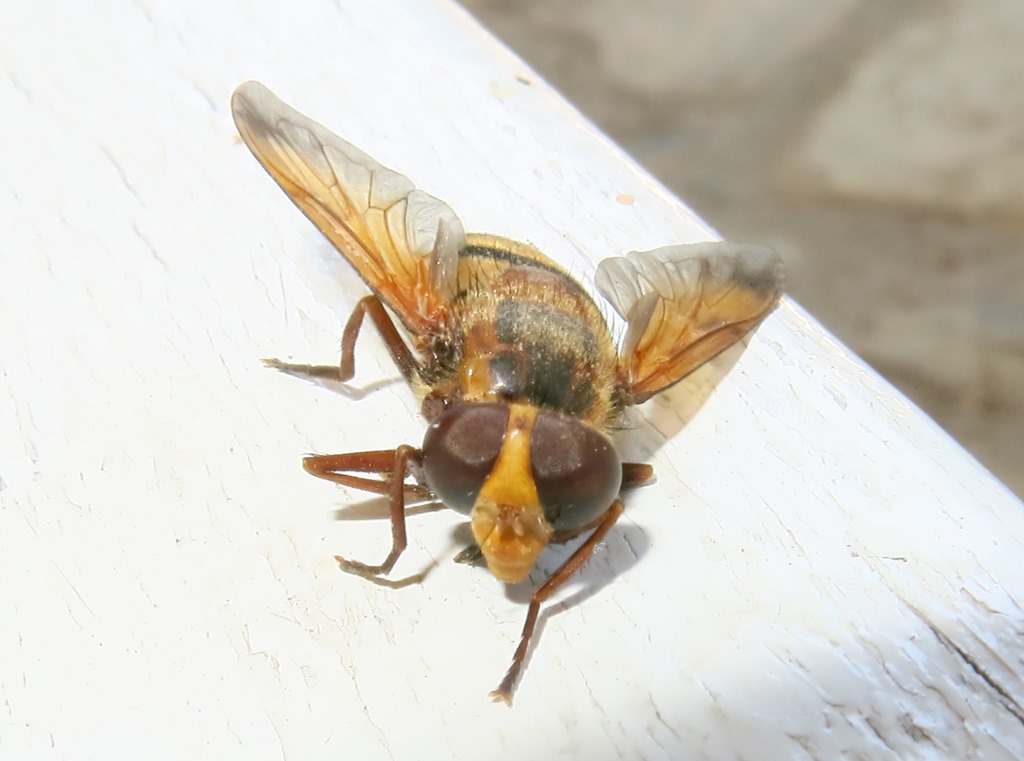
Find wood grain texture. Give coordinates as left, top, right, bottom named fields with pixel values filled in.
left=1, top=0, right=1022, bottom=759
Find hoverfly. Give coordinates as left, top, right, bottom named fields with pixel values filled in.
left=231, top=81, right=784, bottom=704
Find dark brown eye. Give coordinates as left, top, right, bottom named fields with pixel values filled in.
left=531, top=410, right=621, bottom=529
left=421, top=402, right=509, bottom=514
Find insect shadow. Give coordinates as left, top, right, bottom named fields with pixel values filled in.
left=610, top=340, right=749, bottom=465
left=452, top=515, right=649, bottom=682
left=450, top=518, right=650, bottom=601
left=263, top=361, right=401, bottom=401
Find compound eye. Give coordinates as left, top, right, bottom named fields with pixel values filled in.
left=421, top=403, right=509, bottom=514
left=531, top=411, right=622, bottom=529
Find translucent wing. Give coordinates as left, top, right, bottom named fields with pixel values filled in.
left=231, top=81, right=464, bottom=333
left=595, top=242, right=784, bottom=404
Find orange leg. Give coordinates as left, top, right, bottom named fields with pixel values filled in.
left=490, top=498, right=625, bottom=705
left=304, top=445, right=425, bottom=577
left=621, top=461, right=654, bottom=488
left=263, top=294, right=420, bottom=384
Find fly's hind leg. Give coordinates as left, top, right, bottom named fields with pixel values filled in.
left=263, top=294, right=420, bottom=384
left=304, top=445, right=427, bottom=578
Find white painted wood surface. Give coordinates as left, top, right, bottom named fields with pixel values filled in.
left=2, top=1, right=1023, bottom=759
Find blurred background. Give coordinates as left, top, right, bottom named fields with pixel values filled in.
left=458, top=0, right=1024, bottom=497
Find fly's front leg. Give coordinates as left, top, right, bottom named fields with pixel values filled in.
left=263, top=294, right=420, bottom=385
left=490, top=498, right=625, bottom=705
left=621, top=461, right=654, bottom=488
left=305, top=445, right=425, bottom=578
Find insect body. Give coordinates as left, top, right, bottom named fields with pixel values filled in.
left=231, top=81, right=784, bottom=704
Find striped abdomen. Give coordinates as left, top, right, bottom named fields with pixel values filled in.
left=441, top=234, right=620, bottom=429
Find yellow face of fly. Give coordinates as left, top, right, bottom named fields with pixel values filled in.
left=470, top=404, right=553, bottom=584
